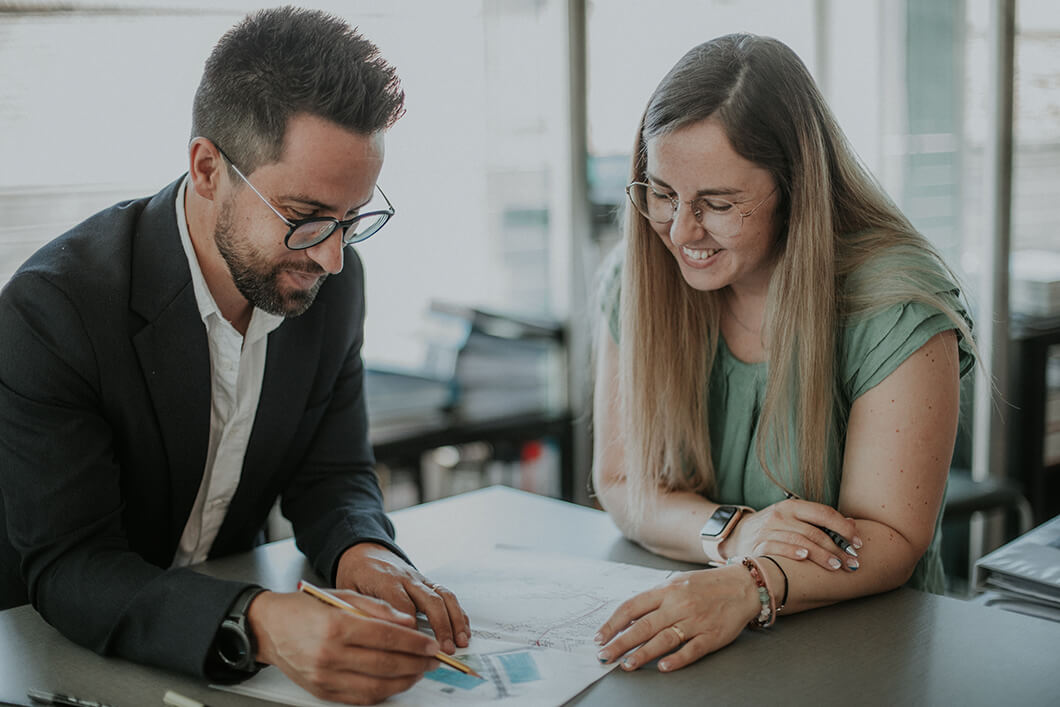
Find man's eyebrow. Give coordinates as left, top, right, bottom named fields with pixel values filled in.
left=282, top=192, right=372, bottom=217
left=645, top=173, right=741, bottom=197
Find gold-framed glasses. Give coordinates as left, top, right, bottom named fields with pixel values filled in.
left=626, top=181, right=776, bottom=238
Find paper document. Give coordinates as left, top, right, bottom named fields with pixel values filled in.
left=214, top=548, right=675, bottom=706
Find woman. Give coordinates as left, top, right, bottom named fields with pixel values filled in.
left=592, top=34, right=975, bottom=673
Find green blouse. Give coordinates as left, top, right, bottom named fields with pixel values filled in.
left=602, top=249, right=975, bottom=594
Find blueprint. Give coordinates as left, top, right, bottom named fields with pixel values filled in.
left=214, top=548, right=674, bottom=706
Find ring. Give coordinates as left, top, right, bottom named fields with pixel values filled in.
left=669, top=625, right=686, bottom=642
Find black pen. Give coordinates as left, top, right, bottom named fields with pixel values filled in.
left=26, top=689, right=114, bottom=707
left=784, top=491, right=859, bottom=558
left=817, top=526, right=858, bottom=557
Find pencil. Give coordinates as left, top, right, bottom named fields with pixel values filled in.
left=296, top=580, right=482, bottom=679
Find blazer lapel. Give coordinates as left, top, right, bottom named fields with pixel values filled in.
left=229, top=299, right=327, bottom=517
left=129, top=177, right=211, bottom=543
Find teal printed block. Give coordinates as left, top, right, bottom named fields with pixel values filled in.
left=425, top=665, right=484, bottom=690
left=498, top=651, right=541, bottom=683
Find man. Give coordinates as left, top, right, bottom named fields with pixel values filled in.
left=0, top=7, right=468, bottom=704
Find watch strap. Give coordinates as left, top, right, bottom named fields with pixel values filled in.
left=700, top=505, right=753, bottom=564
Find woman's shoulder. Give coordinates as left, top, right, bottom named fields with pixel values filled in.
left=838, top=235, right=974, bottom=401
left=597, top=245, right=625, bottom=342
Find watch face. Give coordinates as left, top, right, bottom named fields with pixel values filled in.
left=700, top=506, right=738, bottom=538
left=217, top=621, right=251, bottom=669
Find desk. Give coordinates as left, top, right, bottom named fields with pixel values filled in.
left=1, top=487, right=1058, bottom=706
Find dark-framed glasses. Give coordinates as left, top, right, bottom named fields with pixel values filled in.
left=213, top=142, right=394, bottom=250
left=626, top=181, right=776, bottom=238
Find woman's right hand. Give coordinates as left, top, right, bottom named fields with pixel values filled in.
left=720, top=499, right=862, bottom=572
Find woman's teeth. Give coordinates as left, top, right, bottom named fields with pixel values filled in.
left=681, top=246, right=720, bottom=261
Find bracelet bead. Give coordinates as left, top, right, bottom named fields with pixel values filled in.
left=741, top=557, right=776, bottom=628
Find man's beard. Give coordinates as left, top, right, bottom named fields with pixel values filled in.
left=214, top=199, right=327, bottom=318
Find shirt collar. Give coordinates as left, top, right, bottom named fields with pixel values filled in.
left=175, top=176, right=285, bottom=342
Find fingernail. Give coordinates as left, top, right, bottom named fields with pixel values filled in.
left=846, top=558, right=859, bottom=570
left=444, top=640, right=456, bottom=654
left=457, top=632, right=469, bottom=646
left=593, top=632, right=604, bottom=645
left=622, top=657, right=636, bottom=670
left=845, top=546, right=859, bottom=558
left=658, top=660, right=670, bottom=671
left=828, top=557, right=842, bottom=570
left=796, top=548, right=809, bottom=559
left=597, top=651, right=610, bottom=663
left=853, top=536, right=863, bottom=549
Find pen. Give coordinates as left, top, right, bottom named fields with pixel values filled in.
left=783, top=491, right=858, bottom=558
left=26, top=689, right=114, bottom=707
left=297, top=580, right=483, bottom=679
left=817, top=526, right=858, bottom=557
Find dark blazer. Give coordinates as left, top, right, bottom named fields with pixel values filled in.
left=0, top=177, right=406, bottom=679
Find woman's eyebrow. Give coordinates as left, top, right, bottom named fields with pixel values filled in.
left=645, top=172, right=741, bottom=197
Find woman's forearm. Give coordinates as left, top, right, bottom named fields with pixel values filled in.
left=593, top=475, right=719, bottom=564
left=757, top=517, right=922, bottom=615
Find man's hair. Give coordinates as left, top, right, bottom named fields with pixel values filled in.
left=191, top=5, right=405, bottom=173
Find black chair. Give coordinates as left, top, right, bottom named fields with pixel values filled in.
left=943, top=467, right=1034, bottom=594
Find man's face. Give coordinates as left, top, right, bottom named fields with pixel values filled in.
left=216, top=114, right=385, bottom=317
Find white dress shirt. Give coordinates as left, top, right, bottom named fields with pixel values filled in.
left=170, top=177, right=284, bottom=567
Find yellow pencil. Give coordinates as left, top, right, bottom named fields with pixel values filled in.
left=297, top=580, right=483, bottom=679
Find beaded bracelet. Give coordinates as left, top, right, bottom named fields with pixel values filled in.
left=741, top=557, right=776, bottom=628
left=759, top=555, right=789, bottom=612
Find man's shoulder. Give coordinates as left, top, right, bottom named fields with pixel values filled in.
left=11, top=181, right=179, bottom=288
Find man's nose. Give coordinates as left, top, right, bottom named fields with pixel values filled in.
left=304, top=230, right=345, bottom=275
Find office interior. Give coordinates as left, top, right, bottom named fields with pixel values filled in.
left=1, top=0, right=1057, bottom=598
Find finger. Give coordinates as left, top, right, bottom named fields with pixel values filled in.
left=594, top=590, right=662, bottom=647
left=337, top=613, right=440, bottom=657
left=321, top=644, right=439, bottom=679
left=753, top=538, right=856, bottom=572
left=789, top=502, right=861, bottom=547
left=433, top=584, right=472, bottom=647
left=657, top=634, right=722, bottom=673
left=369, top=581, right=419, bottom=618
left=597, top=611, right=667, bottom=664
left=615, top=622, right=687, bottom=672
left=406, top=581, right=457, bottom=653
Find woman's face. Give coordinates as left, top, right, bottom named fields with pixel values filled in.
left=643, top=117, right=781, bottom=297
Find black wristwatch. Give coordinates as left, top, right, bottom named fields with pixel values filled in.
left=216, top=586, right=266, bottom=673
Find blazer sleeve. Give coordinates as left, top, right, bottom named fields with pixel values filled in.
left=0, top=268, right=255, bottom=681
left=277, top=249, right=412, bottom=582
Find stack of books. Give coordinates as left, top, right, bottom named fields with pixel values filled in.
left=975, top=514, right=1060, bottom=623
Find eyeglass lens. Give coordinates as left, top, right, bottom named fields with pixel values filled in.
left=286, top=214, right=389, bottom=249
left=628, top=183, right=744, bottom=238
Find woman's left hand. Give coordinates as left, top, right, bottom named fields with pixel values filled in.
left=594, top=565, right=759, bottom=672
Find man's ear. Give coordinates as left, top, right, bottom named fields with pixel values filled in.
left=188, top=137, right=225, bottom=201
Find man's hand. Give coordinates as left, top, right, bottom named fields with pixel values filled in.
left=247, top=589, right=438, bottom=705
left=335, top=543, right=471, bottom=654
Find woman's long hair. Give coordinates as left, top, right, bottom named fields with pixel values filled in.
left=612, top=34, right=973, bottom=525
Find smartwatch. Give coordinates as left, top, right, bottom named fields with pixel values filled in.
left=215, top=586, right=267, bottom=673
left=699, top=505, right=753, bottom=564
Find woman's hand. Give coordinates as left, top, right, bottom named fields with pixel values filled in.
left=593, top=565, right=760, bottom=673
left=722, top=499, right=862, bottom=572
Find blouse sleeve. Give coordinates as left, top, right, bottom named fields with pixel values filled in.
left=841, top=289, right=975, bottom=403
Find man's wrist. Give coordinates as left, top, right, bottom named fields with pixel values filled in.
left=214, top=586, right=268, bottom=673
